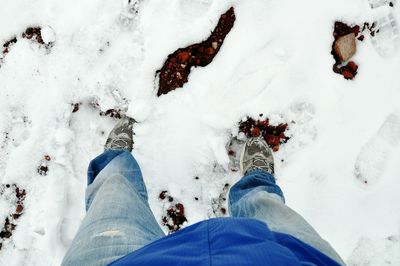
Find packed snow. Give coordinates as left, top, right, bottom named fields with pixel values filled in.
left=0, top=0, right=399, bottom=265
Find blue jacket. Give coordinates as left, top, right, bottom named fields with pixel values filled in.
left=109, top=218, right=341, bottom=266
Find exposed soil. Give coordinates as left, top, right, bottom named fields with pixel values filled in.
left=331, top=22, right=360, bottom=80
left=0, top=184, right=26, bottom=250
left=99, top=109, right=122, bottom=119
left=159, top=190, right=187, bottom=233
left=1, top=26, right=54, bottom=65
left=37, top=155, right=51, bottom=176
left=159, top=190, right=174, bottom=202
left=331, top=21, right=377, bottom=80
left=2, top=37, right=17, bottom=56
left=156, top=7, right=236, bottom=96
left=71, top=103, right=81, bottom=113
left=238, top=117, right=290, bottom=152
left=211, top=183, right=230, bottom=217
left=89, top=98, right=124, bottom=119
left=22, top=27, right=45, bottom=44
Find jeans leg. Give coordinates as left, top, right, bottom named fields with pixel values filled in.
left=229, top=170, right=344, bottom=265
left=62, top=150, right=165, bottom=266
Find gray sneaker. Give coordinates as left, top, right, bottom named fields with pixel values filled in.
left=104, top=117, right=136, bottom=152
left=240, top=137, right=274, bottom=175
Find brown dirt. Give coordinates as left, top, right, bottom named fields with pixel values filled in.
left=331, top=21, right=377, bottom=80
left=157, top=7, right=236, bottom=96
left=238, top=117, right=290, bottom=152
left=0, top=184, right=26, bottom=250
left=22, top=27, right=45, bottom=44
left=2, top=37, right=17, bottom=56
left=99, top=109, right=122, bottom=119
left=331, top=22, right=360, bottom=80
left=89, top=99, right=124, bottom=119
left=211, top=183, right=230, bottom=217
left=37, top=155, right=51, bottom=176
left=1, top=26, right=54, bottom=64
left=71, top=103, right=80, bottom=113
left=159, top=190, right=187, bottom=233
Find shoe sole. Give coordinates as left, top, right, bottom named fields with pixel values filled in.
left=239, top=140, right=246, bottom=175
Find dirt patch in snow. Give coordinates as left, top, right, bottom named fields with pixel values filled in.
left=238, top=116, right=290, bottom=152
left=89, top=99, right=124, bottom=119
left=71, top=103, right=81, bottom=113
left=37, top=155, right=51, bottom=176
left=211, top=183, right=230, bottom=217
left=159, top=191, right=187, bottom=233
left=2, top=37, right=17, bottom=57
left=156, top=7, right=236, bottom=96
left=99, top=109, right=122, bottom=119
left=331, top=21, right=377, bottom=80
left=22, top=27, right=45, bottom=45
left=0, top=185, right=26, bottom=251
left=1, top=26, right=55, bottom=65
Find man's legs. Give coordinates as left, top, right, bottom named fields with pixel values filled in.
left=229, top=138, right=344, bottom=265
left=62, top=150, right=164, bottom=266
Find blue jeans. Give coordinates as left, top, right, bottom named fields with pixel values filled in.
left=62, top=150, right=344, bottom=266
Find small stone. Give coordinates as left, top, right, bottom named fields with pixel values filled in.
left=16, top=204, right=23, bottom=214
left=347, top=61, right=358, bottom=71
left=342, top=69, right=354, bottom=79
left=334, top=33, right=357, bottom=62
left=251, top=127, right=261, bottom=137
left=37, top=165, right=49, bottom=176
left=72, top=103, right=80, bottom=113
left=212, top=42, right=218, bottom=49
left=159, top=191, right=168, bottom=200
left=178, top=51, right=190, bottom=62
left=205, top=47, right=215, bottom=55
left=220, top=208, right=227, bottom=215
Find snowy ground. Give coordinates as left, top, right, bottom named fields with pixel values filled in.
left=0, top=0, right=399, bottom=265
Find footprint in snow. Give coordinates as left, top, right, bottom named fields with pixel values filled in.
left=368, top=0, right=399, bottom=57
left=354, top=112, right=400, bottom=187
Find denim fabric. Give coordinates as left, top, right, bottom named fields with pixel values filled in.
left=229, top=170, right=344, bottom=265
left=229, top=169, right=285, bottom=204
left=62, top=150, right=344, bottom=266
left=61, top=150, right=165, bottom=266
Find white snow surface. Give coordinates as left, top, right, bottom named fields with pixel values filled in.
left=0, top=0, right=399, bottom=265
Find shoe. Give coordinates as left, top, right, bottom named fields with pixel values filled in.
left=104, top=117, right=136, bottom=152
left=240, top=137, right=274, bottom=175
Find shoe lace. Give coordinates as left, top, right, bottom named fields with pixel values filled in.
left=105, top=135, right=130, bottom=149
left=248, top=155, right=274, bottom=174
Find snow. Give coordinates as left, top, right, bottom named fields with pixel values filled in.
left=40, top=26, right=56, bottom=45
left=0, top=0, right=399, bottom=265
